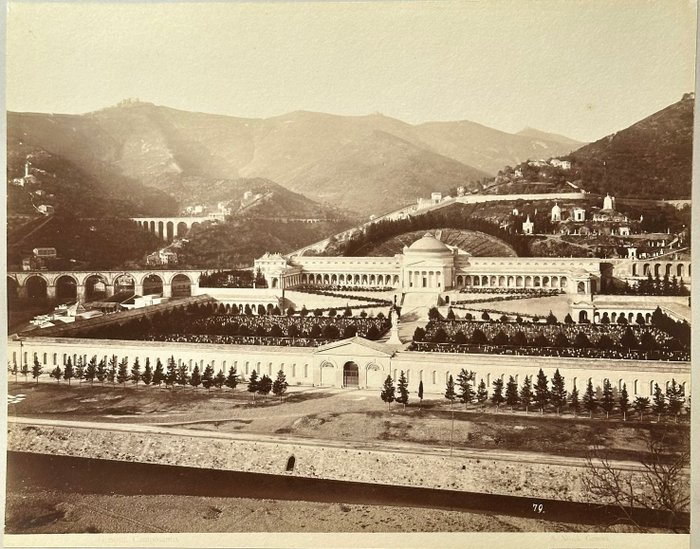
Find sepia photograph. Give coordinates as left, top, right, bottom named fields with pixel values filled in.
left=2, top=1, right=697, bottom=547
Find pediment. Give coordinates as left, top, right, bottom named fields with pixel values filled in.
left=314, top=337, right=394, bottom=358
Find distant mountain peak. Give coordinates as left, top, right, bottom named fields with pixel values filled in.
left=516, top=127, right=583, bottom=146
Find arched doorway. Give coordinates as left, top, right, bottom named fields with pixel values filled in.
left=114, top=274, right=136, bottom=295
left=26, top=275, right=48, bottom=303
left=171, top=273, right=192, bottom=297
left=142, top=274, right=164, bottom=296
left=84, top=275, right=108, bottom=301
left=343, top=361, right=359, bottom=387
left=578, top=310, right=588, bottom=323
left=55, top=275, right=78, bottom=302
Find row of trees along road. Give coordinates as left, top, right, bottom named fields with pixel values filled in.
left=11, top=354, right=291, bottom=402
left=442, top=368, right=689, bottom=422
left=12, top=355, right=241, bottom=392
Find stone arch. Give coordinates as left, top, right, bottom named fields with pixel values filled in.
left=677, top=264, right=684, bottom=277
left=542, top=276, right=550, bottom=288
left=114, top=273, right=136, bottom=295
left=319, top=360, right=335, bottom=386
left=343, top=361, right=359, bottom=387
left=578, top=310, right=588, bottom=323
left=166, top=221, right=174, bottom=241
left=84, top=274, right=108, bottom=301
left=643, top=263, right=650, bottom=276
left=525, top=276, right=533, bottom=288
left=170, top=273, right=192, bottom=297
left=560, top=276, right=567, bottom=289
left=665, top=264, right=672, bottom=276
left=498, top=275, right=506, bottom=287
left=157, top=220, right=165, bottom=239
left=176, top=221, right=188, bottom=237
left=516, top=275, right=524, bottom=288
left=142, top=273, right=164, bottom=296
left=149, top=220, right=156, bottom=234
left=365, top=361, right=383, bottom=388
left=25, top=274, right=48, bottom=302
left=632, top=264, right=638, bottom=276
left=55, top=274, right=78, bottom=302
left=456, top=275, right=464, bottom=286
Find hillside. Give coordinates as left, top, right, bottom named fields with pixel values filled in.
left=361, top=228, right=517, bottom=257
left=6, top=144, right=177, bottom=217
left=566, top=94, right=694, bottom=199
left=7, top=101, right=582, bottom=217
left=176, top=218, right=350, bottom=268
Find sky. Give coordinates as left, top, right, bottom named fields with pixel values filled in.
left=6, top=0, right=697, bottom=142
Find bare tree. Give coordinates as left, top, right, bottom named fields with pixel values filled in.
left=582, top=431, right=690, bottom=532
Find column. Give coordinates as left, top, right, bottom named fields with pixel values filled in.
left=46, top=285, right=56, bottom=302
left=104, top=284, right=114, bottom=298
left=17, top=285, right=28, bottom=300
left=134, top=283, right=144, bottom=296
left=162, top=284, right=172, bottom=298
left=76, top=284, right=86, bottom=302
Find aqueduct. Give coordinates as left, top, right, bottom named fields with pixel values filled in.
left=131, top=216, right=214, bottom=241
left=7, top=270, right=202, bottom=303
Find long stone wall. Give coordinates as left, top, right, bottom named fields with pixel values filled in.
left=8, top=335, right=690, bottom=397
left=6, top=421, right=612, bottom=505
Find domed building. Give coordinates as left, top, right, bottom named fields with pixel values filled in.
left=401, top=233, right=456, bottom=291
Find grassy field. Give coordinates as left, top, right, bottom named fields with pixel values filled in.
left=8, top=381, right=687, bottom=463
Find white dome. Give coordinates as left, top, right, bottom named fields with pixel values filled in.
left=407, top=233, right=451, bottom=254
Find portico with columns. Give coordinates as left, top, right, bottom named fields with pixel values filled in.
left=255, top=233, right=604, bottom=295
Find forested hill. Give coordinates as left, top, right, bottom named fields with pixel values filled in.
left=566, top=94, right=694, bottom=199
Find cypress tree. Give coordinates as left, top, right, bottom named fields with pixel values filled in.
left=130, top=357, right=141, bottom=386
left=550, top=369, right=567, bottom=414
left=601, top=379, right=615, bottom=419
left=444, top=375, right=456, bottom=407
left=176, top=363, right=190, bottom=387
left=116, top=358, right=129, bottom=385
left=74, top=356, right=85, bottom=383
left=166, top=356, right=177, bottom=387
left=381, top=375, right=396, bottom=410
left=225, top=366, right=240, bottom=390
left=534, top=369, right=550, bottom=413
left=456, top=368, right=475, bottom=409
left=96, top=359, right=107, bottom=384
left=141, top=358, right=153, bottom=386
left=153, top=358, right=165, bottom=386
left=666, top=379, right=684, bottom=420
left=190, top=365, right=202, bottom=388
left=214, top=368, right=226, bottom=389
left=490, top=377, right=505, bottom=410
left=84, top=356, right=97, bottom=385
left=202, top=364, right=214, bottom=391
left=31, top=355, right=43, bottom=385
left=619, top=383, right=629, bottom=421
left=107, top=355, right=117, bottom=384
left=582, top=379, right=597, bottom=418
left=476, top=379, right=488, bottom=410
left=257, top=374, right=273, bottom=398
left=272, top=369, right=288, bottom=397
left=633, top=396, right=650, bottom=421
left=395, top=371, right=409, bottom=410
left=248, top=370, right=260, bottom=400
left=652, top=383, right=666, bottom=421
left=505, top=376, right=519, bottom=409
left=63, top=358, right=74, bottom=385
left=50, top=366, right=62, bottom=383
left=519, top=375, right=533, bottom=413
left=569, top=386, right=580, bottom=417
left=417, top=380, right=424, bottom=409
